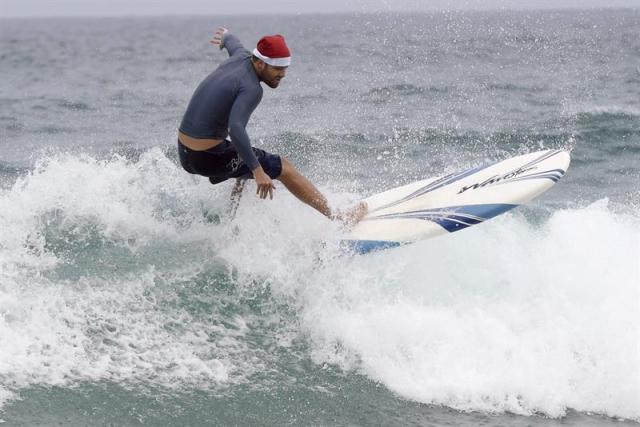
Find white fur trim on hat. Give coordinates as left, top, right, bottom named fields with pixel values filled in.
left=253, top=48, right=291, bottom=67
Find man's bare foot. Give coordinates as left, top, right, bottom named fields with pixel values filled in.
left=332, top=202, right=368, bottom=227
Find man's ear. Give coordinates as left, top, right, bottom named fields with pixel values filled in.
left=256, top=60, right=266, bottom=74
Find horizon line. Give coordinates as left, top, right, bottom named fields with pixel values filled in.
left=1, top=6, right=638, bottom=20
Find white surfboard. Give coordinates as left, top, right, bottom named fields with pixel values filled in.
left=342, top=149, right=571, bottom=254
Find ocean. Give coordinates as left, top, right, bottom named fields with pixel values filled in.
left=1, top=9, right=639, bottom=426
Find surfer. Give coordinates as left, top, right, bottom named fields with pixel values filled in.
left=178, top=27, right=366, bottom=224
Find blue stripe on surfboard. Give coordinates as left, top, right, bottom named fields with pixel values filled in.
left=366, top=203, right=518, bottom=232
left=496, top=168, right=566, bottom=184
left=344, top=204, right=518, bottom=254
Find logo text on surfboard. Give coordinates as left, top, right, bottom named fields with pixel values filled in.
left=458, top=166, right=537, bottom=194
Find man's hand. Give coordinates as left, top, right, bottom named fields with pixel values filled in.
left=252, top=167, right=275, bottom=200
left=210, top=27, right=228, bottom=49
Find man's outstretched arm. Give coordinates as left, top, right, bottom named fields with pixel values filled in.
left=210, top=27, right=245, bottom=57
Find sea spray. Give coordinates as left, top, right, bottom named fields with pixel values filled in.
left=296, top=201, right=640, bottom=418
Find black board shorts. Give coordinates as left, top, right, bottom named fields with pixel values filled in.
left=178, top=139, right=282, bottom=185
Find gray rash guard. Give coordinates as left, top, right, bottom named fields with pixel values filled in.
left=179, top=33, right=262, bottom=170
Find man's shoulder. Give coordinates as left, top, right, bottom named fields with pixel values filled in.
left=227, top=49, right=252, bottom=63
left=219, top=51, right=252, bottom=76
left=214, top=52, right=250, bottom=81
left=216, top=53, right=261, bottom=97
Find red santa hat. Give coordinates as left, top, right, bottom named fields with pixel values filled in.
left=253, top=34, right=291, bottom=67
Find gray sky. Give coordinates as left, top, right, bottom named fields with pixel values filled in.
left=1, top=0, right=639, bottom=17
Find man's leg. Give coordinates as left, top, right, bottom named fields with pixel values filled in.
left=277, top=157, right=367, bottom=224
left=228, top=178, right=246, bottom=219
left=278, top=158, right=332, bottom=217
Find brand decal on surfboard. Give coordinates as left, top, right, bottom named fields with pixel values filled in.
left=458, top=166, right=537, bottom=194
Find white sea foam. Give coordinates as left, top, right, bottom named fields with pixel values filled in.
left=211, top=178, right=640, bottom=420
left=294, top=200, right=640, bottom=420
left=0, top=151, right=269, bottom=408
left=0, top=149, right=213, bottom=273
left=1, top=151, right=638, bottom=421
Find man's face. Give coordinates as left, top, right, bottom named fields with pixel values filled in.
left=257, top=62, right=287, bottom=88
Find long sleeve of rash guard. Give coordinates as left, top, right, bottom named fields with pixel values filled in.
left=227, top=75, right=262, bottom=171
left=222, top=33, right=246, bottom=57
left=219, top=32, right=262, bottom=171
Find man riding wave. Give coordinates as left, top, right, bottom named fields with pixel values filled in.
left=178, top=27, right=366, bottom=224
